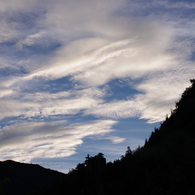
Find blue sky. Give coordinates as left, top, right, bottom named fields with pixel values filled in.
left=0, top=0, right=195, bottom=173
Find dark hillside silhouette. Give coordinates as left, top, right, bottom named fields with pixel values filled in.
left=0, top=160, right=66, bottom=195
left=1, top=79, right=195, bottom=194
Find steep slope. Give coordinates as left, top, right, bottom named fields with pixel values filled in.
left=143, top=79, right=195, bottom=165
left=106, top=79, right=195, bottom=195
left=0, top=160, right=66, bottom=195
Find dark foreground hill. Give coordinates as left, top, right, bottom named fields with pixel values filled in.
left=1, top=79, right=195, bottom=195
left=0, top=160, right=66, bottom=195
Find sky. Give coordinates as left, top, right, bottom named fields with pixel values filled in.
left=0, top=0, right=195, bottom=173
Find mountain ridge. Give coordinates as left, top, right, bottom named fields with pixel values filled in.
left=0, top=160, right=66, bottom=195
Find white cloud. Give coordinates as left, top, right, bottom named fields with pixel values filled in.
left=0, top=120, right=119, bottom=162
left=0, top=100, right=39, bottom=120
left=84, top=99, right=140, bottom=119
left=0, top=0, right=174, bottom=87
left=105, top=136, right=126, bottom=144
left=16, top=16, right=174, bottom=87
left=15, top=32, right=46, bottom=49
left=0, top=84, right=13, bottom=98
left=0, top=87, right=105, bottom=119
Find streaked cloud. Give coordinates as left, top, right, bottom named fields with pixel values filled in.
left=0, top=120, right=118, bottom=162
left=0, top=87, right=105, bottom=119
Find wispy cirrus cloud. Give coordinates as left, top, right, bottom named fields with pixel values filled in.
left=0, top=83, right=13, bottom=98
left=0, top=120, right=118, bottom=162
left=0, top=87, right=105, bottom=119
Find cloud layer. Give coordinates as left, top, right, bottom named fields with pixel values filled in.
left=1, top=0, right=195, bottom=167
